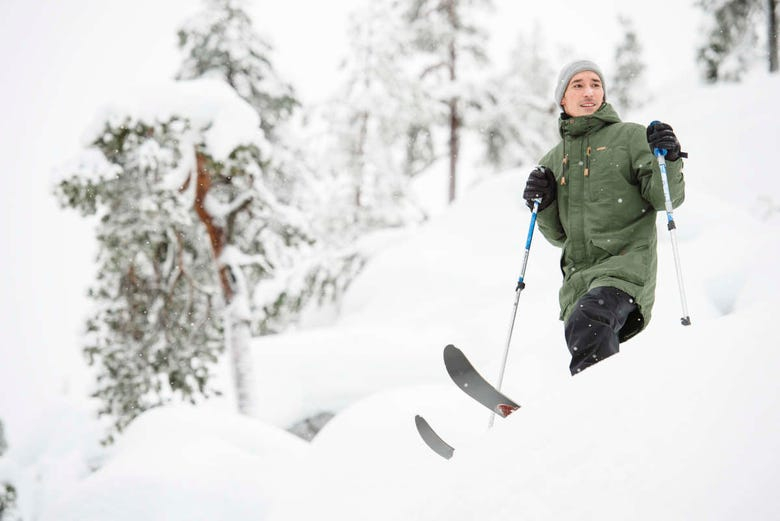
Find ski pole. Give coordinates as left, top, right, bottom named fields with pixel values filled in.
left=650, top=120, right=691, bottom=326
left=489, top=198, right=541, bottom=428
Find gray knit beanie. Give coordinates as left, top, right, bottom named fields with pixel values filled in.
left=554, top=60, right=606, bottom=106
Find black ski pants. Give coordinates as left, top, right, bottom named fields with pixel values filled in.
left=564, top=286, right=637, bottom=375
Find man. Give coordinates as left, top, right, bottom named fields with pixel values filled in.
left=523, top=60, right=686, bottom=374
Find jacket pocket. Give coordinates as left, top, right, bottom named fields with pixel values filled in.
left=586, top=145, right=633, bottom=202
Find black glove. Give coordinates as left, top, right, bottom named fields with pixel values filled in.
left=646, top=121, right=687, bottom=161
left=523, top=166, right=556, bottom=212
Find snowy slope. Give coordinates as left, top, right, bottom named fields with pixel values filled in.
left=1, top=1, right=779, bottom=512
left=39, top=406, right=307, bottom=521
left=11, top=72, right=780, bottom=521
left=258, top=74, right=780, bottom=520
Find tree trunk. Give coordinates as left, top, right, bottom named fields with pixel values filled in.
left=225, top=303, right=254, bottom=416
left=770, top=0, right=779, bottom=72
left=447, top=0, right=459, bottom=204
left=194, top=151, right=254, bottom=415
left=355, top=110, right=369, bottom=210
left=448, top=97, right=459, bottom=204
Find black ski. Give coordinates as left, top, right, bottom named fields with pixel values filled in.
left=415, top=344, right=521, bottom=458
left=443, top=344, right=520, bottom=417
left=414, top=415, right=454, bottom=459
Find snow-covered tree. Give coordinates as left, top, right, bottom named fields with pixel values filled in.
left=57, top=116, right=223, bottom=439
left=611, top=15, right=647, bottom=115
left=177, top=0, right=366, bottom=330
left=0, top=419, right=19, bottom=521
left=771, top=0, right=779, bottom=72
left=0, top=483, right=19, bottom=521
left=176, top=0, right=298, bottom=137
left=471, top=26, right=557, bottom=170
left=402, top=0, right=494, bottom=203
left=54, top=81, right=317, bottom=439
left=697, top=0, right=779, bottom=81
left=319, top=0, right=428, bottom=229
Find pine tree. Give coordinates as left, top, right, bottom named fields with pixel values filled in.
left=402, top=0, right=494, bottom=203
left=471, top=26, right=557, bottom=170
left=321, top=0, right=428, bottom=229
left=770, top=0, right=779, bottom=72
left=176, top=0, right=298, bottom=137
left=176, top=0, right=366, bottom=336
left=0, top=419, right=19, bottom=521
left=697, top=0, right=778, bottom=81
left=57, top=115, right=224, bottom=438
left=612, top=15, right=647, bottom=114
left=0, top=482, right=19, bottom=521
left=54, top=83, right=315, bottom=439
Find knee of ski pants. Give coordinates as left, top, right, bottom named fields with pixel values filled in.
left=564, top=287, right=637, bottom=374
left=565, top=286, right=638, bottom=333
left=566, top=286, right=637, bottom=333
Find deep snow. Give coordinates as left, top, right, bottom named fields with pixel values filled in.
left=3, top=73, right=776, bottom=521
left=2, top=1, right=779, bottom=519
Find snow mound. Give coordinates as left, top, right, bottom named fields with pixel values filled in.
left=81, top=78, right=269, bottom=160
left=41, top=405, right=307, bottom=521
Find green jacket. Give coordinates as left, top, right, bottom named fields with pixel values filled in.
left=536, top=103, right=685, bottom=341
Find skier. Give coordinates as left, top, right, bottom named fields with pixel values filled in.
left=523, top=60, right=686, bottom=374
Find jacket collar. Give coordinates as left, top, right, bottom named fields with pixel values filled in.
left=558, top=102, right=621, bottom=138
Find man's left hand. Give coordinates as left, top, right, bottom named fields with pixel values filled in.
left=646, top=121, right=687, bottom=161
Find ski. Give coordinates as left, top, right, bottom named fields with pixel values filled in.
left=414, top=415, right=454, bottom=459
left=443, top=344, right=520, bottom=417
left=415, top=345, right=521, bottom=458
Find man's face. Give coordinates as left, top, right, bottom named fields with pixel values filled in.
left=560, top=71, right=604, bottom=117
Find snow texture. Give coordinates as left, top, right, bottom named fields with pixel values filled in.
left=2, top=1, right=779, bottom=520
left=3, top=73, right=776, bottom=521
left=81, top=79, right=270, bottom=161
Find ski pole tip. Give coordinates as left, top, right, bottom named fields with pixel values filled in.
left=681, top=316, right=691, bottom=326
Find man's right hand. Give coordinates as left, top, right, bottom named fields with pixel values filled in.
left=523, top=166, right=557, bottom=212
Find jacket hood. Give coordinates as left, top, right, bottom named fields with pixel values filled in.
left=559, top=102, right=621, bottom=138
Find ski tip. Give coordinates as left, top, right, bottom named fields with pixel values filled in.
left=414, top=415, right=455, bottom=459
left=443, top=344, right=461, bottom=355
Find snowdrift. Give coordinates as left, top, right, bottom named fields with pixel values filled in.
left=15, top=74, right=780, bottom=521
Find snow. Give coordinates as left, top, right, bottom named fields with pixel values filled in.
left=81, top=79, right=270, bottom=162
left=38, top=406, right=307, bottom=521
left=4, top=72, right=777, bottom=521
left=2, top=1, right=780, bottom=520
